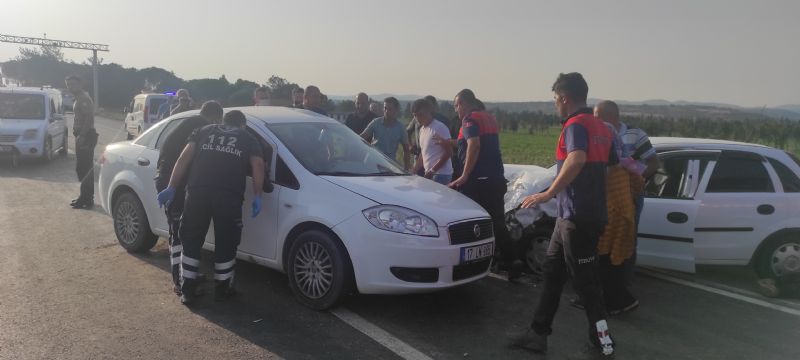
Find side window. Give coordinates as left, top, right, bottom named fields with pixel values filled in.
left=149, top=98, right=167, bottom=115
left=134, top=127, right=159, bottom=148
left=154, top=118, right=186, bottom=150
left=646, top=157, right=689, bottom=198
left=246, top=127, right=276, bottom=193
left=275, top=155, right=300, bottom=190
left=767, top=158, right=800, bottom=192
left=706, top=156, right=774, bottom=193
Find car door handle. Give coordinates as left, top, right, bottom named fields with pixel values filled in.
left=137, top=157, right=150, bottom=166
left=757, top=204, right=775, bottom=215
left=667, top=212, right=689, bottom=224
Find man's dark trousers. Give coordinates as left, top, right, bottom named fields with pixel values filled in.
left=75, top=131, right=97, bottom=203
left=179, top=189, right=243, bottom=294
left=532, top=218, right=608, bottom=336
left=459, top=178, right=517, bottom=264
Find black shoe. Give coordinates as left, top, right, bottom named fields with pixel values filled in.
left=570, top=297, right=585, bottom=310
left=180, top=292, right=197, bottom=305
left=608, top=300, right=639, bottom=316
left=507, top=260, right=525, bottom=282
left=173, top=284, right=182, bottom=296
left=70, top=198, right=81, bottom=205
left=70, top=200, right=94, bottom=209
left=214, top=280, right=237, bottom=301
left=509, top=329, right=547, bottom=354
left=180, top=280, right=201, bottom=306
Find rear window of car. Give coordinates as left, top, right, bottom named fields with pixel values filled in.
left=706, top=156, right=774, bottom=193
left=767, top=157, right=800, bottom=192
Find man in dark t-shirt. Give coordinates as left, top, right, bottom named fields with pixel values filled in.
left=514, top=73, right=616, bottom=357
left=157, top=110, right=265, bottom=305
left=155, top=101, right=223, bottom=294
left=345, top=92, right=377, bottom=134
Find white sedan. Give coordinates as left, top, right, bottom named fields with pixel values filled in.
left=99, top=106, right=495, bottom=309
left=505, top=137, right=800, bottom=280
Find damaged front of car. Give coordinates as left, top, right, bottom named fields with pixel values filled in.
left=503, top=164, right=558, bottom=275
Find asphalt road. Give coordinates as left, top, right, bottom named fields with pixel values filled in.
left=1, top=114, right=799, bottom=360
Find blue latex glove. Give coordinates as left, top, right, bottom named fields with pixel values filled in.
left=251, top=196, right=262, bottom=218
left=157, top=187, right=176, bottom=208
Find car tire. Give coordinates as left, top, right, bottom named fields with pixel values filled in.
left=57, top=129, right=68, bottom=156
left=112, top=192, right=158, bottom=253
left=756, top=236, right=800, bottom=279
left=41, top=137, right=53, bottom=162
left=286, top=229, right=354, bottom=310
left=521, top=228, right=552, bottom=276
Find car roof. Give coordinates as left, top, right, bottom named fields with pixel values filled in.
left=135, top=93, right=171, bottom=99
left=651, top=137, right=772, bottom=151
left=233, top=106, right=340, bottom=125
left=0, top=87, right=61, bottom=96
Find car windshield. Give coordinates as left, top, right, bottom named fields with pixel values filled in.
left=0, top=93, right=45, bottom=120
left=268, top=122, right=407, bottom=176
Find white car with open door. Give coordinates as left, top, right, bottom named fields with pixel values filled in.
left=99, top=106, right=495, bottom=309
left=504, top=137, right=800, bottom=280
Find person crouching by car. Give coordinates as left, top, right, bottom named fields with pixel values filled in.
left=154, top=101, right=223, bottom=295
left=157, top=110, right=265, bottom=305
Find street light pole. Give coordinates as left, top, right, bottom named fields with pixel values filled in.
left=92, top=49, right=99, bottom=112
left=0, top=34, right=109, bottom=112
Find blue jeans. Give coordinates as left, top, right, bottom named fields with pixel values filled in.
left=432, top=174, right=452, bottom=185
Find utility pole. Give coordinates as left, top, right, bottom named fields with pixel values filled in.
left=0, top=34, right=109, bottom=112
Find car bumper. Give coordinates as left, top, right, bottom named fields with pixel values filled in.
left=332, top=215, right=494, bottom=295
left=0, top=139, right=44, bottom=158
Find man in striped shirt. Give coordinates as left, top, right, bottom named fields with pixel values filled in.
left=595, top=101, right=660, bottom=289
left=594, top=100, right=659, bottom=222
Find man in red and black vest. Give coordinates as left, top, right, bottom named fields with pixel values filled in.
left=512, top=73, right=617, bottom=357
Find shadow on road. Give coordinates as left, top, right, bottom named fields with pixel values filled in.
left=129, top=244, right=401, bottom=360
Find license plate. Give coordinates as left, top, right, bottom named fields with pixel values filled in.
left=460, top=243, right=494, bottom=263
left=0, top=145, right=13, bottom=153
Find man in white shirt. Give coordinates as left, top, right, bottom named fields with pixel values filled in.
left=411, top=98, right=453, bottom=185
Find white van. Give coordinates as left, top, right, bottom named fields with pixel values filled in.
left=124, top=93, right=173, bottom=139
left=0, top=87, right=69, bottom=166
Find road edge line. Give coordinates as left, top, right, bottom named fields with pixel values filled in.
left=640, top=268, right=800, bottom=317
left=330, top=307, right=434, bottom=360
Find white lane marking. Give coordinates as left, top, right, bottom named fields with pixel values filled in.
left=330, top=308, right=433, bottom=360
left=487, top=272, right=507, bottom=281
left=641, top=268, right=800, bottom=317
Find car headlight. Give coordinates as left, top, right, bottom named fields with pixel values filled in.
left=23, top=129, right=38, bottom=140
left=362, top=205, right=439, bottom=237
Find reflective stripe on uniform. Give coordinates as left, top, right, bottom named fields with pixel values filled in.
left=214, top=271, right=234, bottom=280
left=215, top=259, right=236, bottom=270
left=169, top=244, right=183, bottom=255
left=181, top=255, right=200, bottom=267
left=181, top=269, right=198, bottom=279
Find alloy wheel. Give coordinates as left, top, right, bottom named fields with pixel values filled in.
left=115, top=201, right=140, bottom=246
left=293, top=242, right=334, bottom=299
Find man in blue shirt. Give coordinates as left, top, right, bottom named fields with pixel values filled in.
left=360, top=97, right=411, bottom=170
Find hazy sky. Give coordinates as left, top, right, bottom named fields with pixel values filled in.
left=3, top=0, right=799, bottom=106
